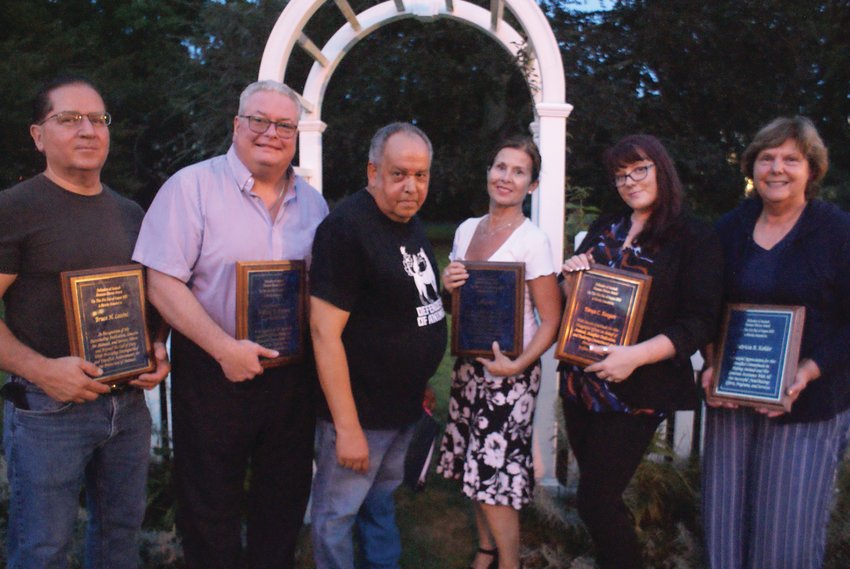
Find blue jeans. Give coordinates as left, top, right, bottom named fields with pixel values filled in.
left=3, top=377, right=152, bottom=569
left=311, top=419, right=416, bottom=569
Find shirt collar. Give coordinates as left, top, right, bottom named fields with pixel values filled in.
left=226, top=145, right=298, bottom=201
left=226, top=145, right=254, bottom=193
left=282, top=175, right=296, bottom=205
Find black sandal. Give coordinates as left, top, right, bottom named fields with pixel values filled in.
left=470, top=547, right=499, bottom=569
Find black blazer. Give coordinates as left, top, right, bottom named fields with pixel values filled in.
left=574, top=212, right=724, bottom=411
left=715, top=198, right=850, bottom=423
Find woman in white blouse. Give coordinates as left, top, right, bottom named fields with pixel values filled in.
left=437, top=136, right=561, bottom=569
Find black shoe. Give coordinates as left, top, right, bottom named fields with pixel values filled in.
left=469, top=547, right=499, bottom=569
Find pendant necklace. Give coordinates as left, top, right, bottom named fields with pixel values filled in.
left=483, top=214, right=523, bottom=235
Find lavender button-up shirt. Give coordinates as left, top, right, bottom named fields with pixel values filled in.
left=133, top=146, right=329, bottom=337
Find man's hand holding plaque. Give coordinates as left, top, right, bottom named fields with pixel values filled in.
left=555, top=262, right=652, bottom=367
left=235, top=260, right=306, bottom=368
left=61, top=264, right=156, bottom=385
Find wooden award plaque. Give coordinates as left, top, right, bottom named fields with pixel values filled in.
left=451, top=261, right=525, bottom=358
left=235, top=260, right=307, bottom=367
left=555, top=264, right=652, bottom=366
left=709, top=304, right=805, bottom=412
left=61, top=264, right=155, bottom=384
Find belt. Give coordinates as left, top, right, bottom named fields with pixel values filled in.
left=9, top=375, right=132, bottom=392
left=104, top=381, right=134, bottom=395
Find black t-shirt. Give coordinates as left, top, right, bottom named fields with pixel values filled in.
left=310, top=189, right=447, bottom=428
left=0, top=175, right=144, bottom=361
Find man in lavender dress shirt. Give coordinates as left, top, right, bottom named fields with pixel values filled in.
left=133, top=80, right=328, bottom=569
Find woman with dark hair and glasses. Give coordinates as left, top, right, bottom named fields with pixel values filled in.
left=559, top=134, right=723, bottom=569
left=701, top=117, right=850, bottom=569
left=437, top=136, right=561, bottom=569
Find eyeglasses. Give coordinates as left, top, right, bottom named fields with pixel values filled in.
left=39, top=111, right=112, bottom=127
left=614, top=163, right=654, bottom=186
left=239, top=115, right=298, bottom=139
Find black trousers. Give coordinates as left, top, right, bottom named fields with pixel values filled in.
left=562, top=399, right=663, bottom=569
left=171, top=332, right=316, bottom=569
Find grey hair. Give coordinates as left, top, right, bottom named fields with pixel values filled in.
left=238, top=80, right=302, bottom=116
left=368, top=122, right=433, bottom=166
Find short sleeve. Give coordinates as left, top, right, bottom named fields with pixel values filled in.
left=132, top=171, right=204, bottom=283
left=309, top=215, right=364, bottom=312
left=448, top=218, right=480, bottom=262
left=448, top=229, right=461, bottom=263
left=0, top=192, right=23, bottom=274
left=520, top=224, right=556, bottom=280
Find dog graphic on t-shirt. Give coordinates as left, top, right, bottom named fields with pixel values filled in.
left=400, top=246, right=439, bottom=305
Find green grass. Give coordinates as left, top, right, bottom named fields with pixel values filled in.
left=293, top=477, right=479, bottom=569
left=424, top=221, right=460, bottom=246
left=427, top=237, right=455, bottom=421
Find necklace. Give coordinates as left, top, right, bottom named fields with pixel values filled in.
left=271, top=184, right=286, bottom=208
left=266, top=175, right=289, bottom=213
left=482, top=214, right=523, bottom=235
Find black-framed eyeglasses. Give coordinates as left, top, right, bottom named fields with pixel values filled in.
left=614, top=163, right=654, bottom=186
left=39, top=111, right=112, bottom=127
left=239, top=115, right=298, bottom=139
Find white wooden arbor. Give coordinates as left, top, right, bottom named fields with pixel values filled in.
left=259, top=0, right=573, bottom=483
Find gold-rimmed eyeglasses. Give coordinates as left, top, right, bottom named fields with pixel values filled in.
left=39, top=111, right=112, bottom=127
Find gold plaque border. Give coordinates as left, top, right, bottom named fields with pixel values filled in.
left=555, top=264, right=652, bottom=366
left=709, top=303, right=805, bottom=412
left=235, top=260, right=307, bottom=368
left=61, top=264, right=155, bottom=384
left=450, top=261, right=525, bottom=359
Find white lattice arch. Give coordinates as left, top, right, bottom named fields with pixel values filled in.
left=259, top=0, right=572, bottom=483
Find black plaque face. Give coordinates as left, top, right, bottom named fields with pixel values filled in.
left=236, top=261, right=306, bottom=367
left=555, top=265, right=652, bottom=366
left=451, top=261, right=525, bottom=358
left=61, top=264, right=155, bottom=384
left=710, top=304, right=805, bottom=412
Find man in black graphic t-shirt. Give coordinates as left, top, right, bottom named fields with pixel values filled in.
left=309, top=122, right=447, bottom=569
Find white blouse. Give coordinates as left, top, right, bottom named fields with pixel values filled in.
left=449, top=217, right=556, bottom=350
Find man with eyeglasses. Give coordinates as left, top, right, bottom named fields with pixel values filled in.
left=133, top=80, right=328, bottom=569
left=0, top=76, right=170, bottom=568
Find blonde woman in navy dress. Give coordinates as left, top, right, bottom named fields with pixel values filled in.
left=437, top=137, right=561, bottom=569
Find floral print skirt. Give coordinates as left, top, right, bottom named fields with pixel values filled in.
left=436, top=357, right=541, bottom=509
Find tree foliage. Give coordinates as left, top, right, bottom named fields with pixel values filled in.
left=545, top=0, right=850, bottom=216
left=318, top=19, right=535, bottom=219
left=0, top=0, right=202, bottom=206
left=0, top=0, right=847, bottom=218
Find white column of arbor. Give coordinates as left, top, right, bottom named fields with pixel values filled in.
left=259, top=0, right=573, bottom=484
